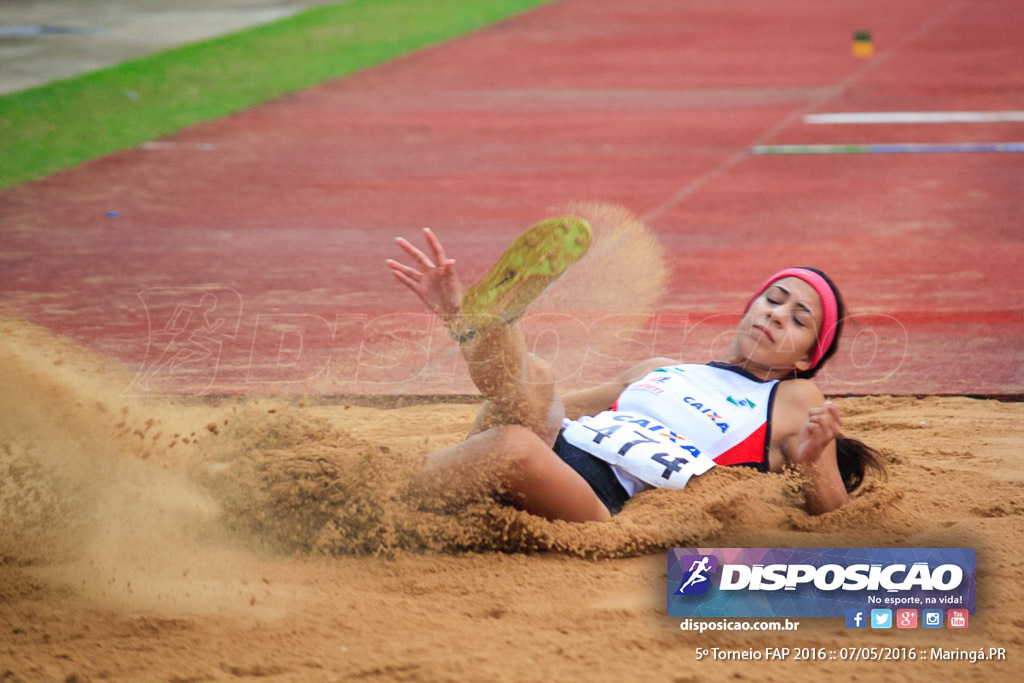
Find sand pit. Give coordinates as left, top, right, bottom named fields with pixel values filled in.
left=0, top=200, right=1019, bottom=682
left=2, top=311, right=1022, bottom=682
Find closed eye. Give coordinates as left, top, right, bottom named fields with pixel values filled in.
left=766, top=283, right=817, bottom=330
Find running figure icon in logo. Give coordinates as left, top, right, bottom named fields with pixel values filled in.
left=675, top=554, right=719, bottom=595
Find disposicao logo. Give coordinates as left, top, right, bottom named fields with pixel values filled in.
left=674, top=555, right=719, bottom=595
left=666, top=548, right=976, bottom=619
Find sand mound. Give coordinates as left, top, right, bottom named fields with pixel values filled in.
left=196, top=410, right=802, bottom=558
left=2, top=319, right=1022, bottom=681
left=1, top=315, right=903, bottom=571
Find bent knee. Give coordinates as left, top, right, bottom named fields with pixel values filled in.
left=490, top=424, right=548, bottom=463
left=485, top=425, right=566, bottom=484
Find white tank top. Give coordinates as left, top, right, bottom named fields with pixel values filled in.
left=561, top=363, right=779, bottom=496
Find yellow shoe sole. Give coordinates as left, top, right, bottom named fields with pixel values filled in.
left=460, top=216, right=592, bottom=330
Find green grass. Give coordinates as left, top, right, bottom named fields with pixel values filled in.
left=0, top=0, right=553, bottom=189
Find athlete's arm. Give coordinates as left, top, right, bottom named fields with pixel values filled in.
left=387, top=228, right=464, bottom=322
left=777, top=381, right=849, bottom=515
left=561, top=357, right=677, bottom=420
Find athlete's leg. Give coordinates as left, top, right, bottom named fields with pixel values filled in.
left=457, top=321, right=565, bottom=445
left=416, top=424, right=610, bottom=522
left=391, top=217, right=597, bottom=516
left=450, top=216, right=591, bottom=443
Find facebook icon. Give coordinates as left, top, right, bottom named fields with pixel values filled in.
left=845, top=609, right=867, bottom=629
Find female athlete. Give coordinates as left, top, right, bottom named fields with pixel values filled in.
left=386, top=216, right=884, bottom=522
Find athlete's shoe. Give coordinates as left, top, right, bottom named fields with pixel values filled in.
left=449, top=216, right=592, bottom=340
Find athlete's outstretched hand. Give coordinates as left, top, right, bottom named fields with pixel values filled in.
left=794, top=401, right=842, bottom=466
left=387, top=228, right=464, bottom=321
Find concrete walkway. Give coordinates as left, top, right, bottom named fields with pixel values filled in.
left=0, top=0, right=336, bottom=94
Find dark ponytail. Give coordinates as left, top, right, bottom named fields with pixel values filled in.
left=792, top=268, right=887, bottom=492
left=835, top=434, right=888, bottom=493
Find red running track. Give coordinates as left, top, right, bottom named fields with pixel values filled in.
left=1, top=0, right=1022, bottom=396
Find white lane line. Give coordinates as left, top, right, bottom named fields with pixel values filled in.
left=805, top=111, right=1024, bottom=124
left=753, top=142, right=1024, bottom=154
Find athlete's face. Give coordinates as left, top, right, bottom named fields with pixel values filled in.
left=733, top=277, right=823, bottom=376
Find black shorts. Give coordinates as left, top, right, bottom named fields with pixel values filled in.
left=552, top=432, right=631, bottom=515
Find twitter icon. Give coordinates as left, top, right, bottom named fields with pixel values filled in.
left=870, top=609, right=892, bottom=629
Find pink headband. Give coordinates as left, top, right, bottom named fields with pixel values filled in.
left=749, top=268, right=839, bottom=369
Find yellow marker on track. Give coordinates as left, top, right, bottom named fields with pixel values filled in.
left=853, top=30, right=874, bottom=59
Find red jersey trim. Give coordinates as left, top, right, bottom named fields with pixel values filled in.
left=713, top=422, right=769, bottom=471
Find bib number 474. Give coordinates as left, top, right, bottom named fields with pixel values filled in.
left=580, top=423, right=694, bottom=481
